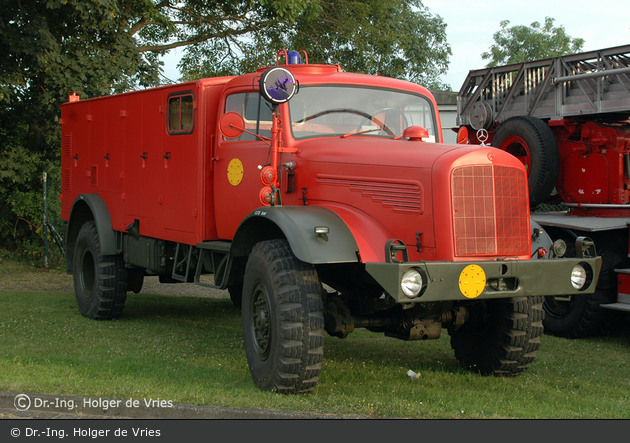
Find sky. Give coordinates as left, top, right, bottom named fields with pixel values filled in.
left=160, top=0, right=630, bottom=91
left=422, top=0, right=630, bottom=90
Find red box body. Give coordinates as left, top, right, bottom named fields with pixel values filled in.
left=61, top=78, right=230, bottom=245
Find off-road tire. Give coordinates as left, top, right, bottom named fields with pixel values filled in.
left=492, top=116, right=560, bottom=208
left=543, top=290, right=614, bottom=339
left=542, top=229, right=623, bottom=338
left=449, top=297, right=544, bottom=376
left=73, top=221, right=128, bottom=320
left=242, top=239, right=325, bottom=394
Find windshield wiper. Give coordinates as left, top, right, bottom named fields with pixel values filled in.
left=340, top=128, right=381, bottom=138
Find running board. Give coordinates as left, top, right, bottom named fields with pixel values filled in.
left=600, top=303, right=630, bottom=312
left=601, top=269, right=630, bottom=312
left=601, top=294, right=630, bottom=312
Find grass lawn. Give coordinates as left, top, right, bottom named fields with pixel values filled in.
left=1, top=286, right=629, bottom=419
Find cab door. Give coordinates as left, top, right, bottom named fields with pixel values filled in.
left=214, top=91, right=275, bottom=239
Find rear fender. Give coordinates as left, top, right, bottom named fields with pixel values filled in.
left=65, top=194, right=116, bottom=272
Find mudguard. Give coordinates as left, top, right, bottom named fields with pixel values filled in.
left=232, top=206, right=360, bottom=264
left=67, top=194, right=117, bottom=256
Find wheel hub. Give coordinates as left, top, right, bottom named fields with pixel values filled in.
left=500, top=135, right=532, bottom=172
left=251, top=282, right=272, bottom=360
left=80, top=248, right=95, bottom=298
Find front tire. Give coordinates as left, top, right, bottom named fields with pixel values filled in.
left=449, top=297, right=544, bottom=376
left=242, top=239, right=325, bottom=393
left=73, top=221, right=128, bottom=320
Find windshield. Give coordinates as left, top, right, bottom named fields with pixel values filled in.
left=289, top=85, right=437, bottom=141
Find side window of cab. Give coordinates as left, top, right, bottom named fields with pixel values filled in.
left=224, top=93, right=272, bottom=141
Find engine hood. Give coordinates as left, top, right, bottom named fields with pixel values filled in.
left=288, top=136, right=529, bottom=263
left=294, top=136, right=471, bottom=168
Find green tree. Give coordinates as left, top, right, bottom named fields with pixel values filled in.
left=1, top=0, right=450, bottom=257
left=179, top=0, right=452, bottom=91
left=0, top=0, right=144, bottom=254
left=482, top=17, right=585, bottom=67
left=0, top=0, right=317, bottom=256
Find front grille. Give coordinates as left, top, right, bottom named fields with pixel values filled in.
left=452, top=165, right=529, bottom=257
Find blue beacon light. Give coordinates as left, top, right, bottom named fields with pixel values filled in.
left=287, top=50, right=301, bottom=65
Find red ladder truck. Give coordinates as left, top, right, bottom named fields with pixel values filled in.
left=457, top=44, right=630, bottom=338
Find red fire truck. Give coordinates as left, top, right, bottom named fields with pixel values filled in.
left=456, top=44, right=630, bottom=339
left=61, top=50, right=601, bottom=393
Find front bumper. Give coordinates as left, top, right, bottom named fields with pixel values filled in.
left=366, top=256, right=602, bottom=304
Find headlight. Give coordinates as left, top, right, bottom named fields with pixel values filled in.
left=570, top=265, right=587, bottom=290
left=401, top=269, right=423, bottom=298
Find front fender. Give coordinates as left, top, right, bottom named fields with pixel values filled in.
left=232, top=206, right=359, bottom=264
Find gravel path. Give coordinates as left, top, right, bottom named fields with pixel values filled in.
left=136, top=276, right=229, bottom=298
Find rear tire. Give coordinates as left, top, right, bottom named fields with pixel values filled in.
left=492, top=116, right=560, bottom=207
left=73, top=221, right=128, bottom=320
left=449, top=297, right=544, bottom=376
left=242, top=239, right=325, bottom=393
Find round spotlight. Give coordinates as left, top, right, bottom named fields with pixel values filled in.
left=401, top=269, right=423, bottom=298
left=570, top=265, right=587, bottom=290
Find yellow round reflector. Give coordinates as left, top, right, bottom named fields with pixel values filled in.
left=458, top=265, right=486, bottom=299
left=227, top=158, right=244, bottom=186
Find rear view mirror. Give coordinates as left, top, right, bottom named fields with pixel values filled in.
left=219, top=112, right=245, bottom=139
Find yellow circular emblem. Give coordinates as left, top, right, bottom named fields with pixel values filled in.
left=458, top=265, right=486, bottom=299
left=227, top=158, right=244, bottom=186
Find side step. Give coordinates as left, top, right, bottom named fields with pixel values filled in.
left=195, top=241, right=232, bottom=289
left=170, top=241, right=233, bottom=288
left=600, top=269, right=630, bottom=312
